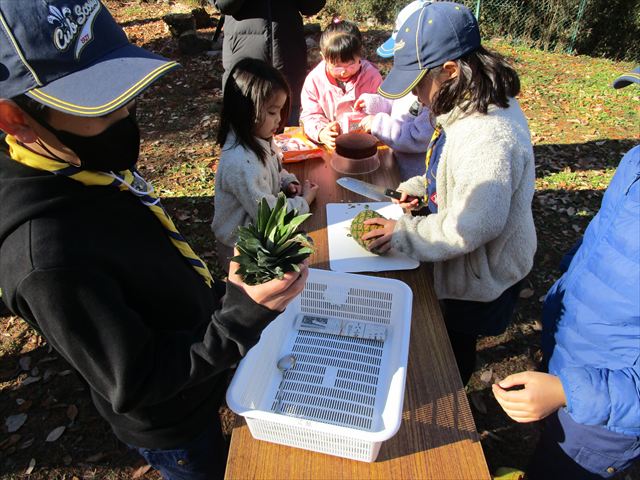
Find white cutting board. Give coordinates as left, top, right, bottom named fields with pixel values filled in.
left=326, top=202, right=420, bottom=273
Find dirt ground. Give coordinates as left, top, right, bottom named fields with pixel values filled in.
left=1, top=1, right=638, bottom=479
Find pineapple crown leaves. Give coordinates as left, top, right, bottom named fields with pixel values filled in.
left=233, top=192, right=314, bottom=285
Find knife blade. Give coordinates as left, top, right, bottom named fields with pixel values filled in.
left=336, top=177, right=427, bottom=208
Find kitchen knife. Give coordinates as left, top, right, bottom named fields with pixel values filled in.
left=336, top=177, right=427, bottom=208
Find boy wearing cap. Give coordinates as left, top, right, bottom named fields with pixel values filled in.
left=0, top=2, right=307, bottom=479
left=356, top=0, right=442, bottom=182
left=362, top=2, right=536, bottom=386
left=493, top=67, right=640, bottom=479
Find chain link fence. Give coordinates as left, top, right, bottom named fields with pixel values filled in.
left=457, top=0, right=588, bottom=53
left=324, top=0, right=639, bottom=61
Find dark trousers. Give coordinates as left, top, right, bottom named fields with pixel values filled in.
left=527, top=408, right=640, bottom=479
left=130, top=415, right=228, bottom=480
left=440, top=281, right=522, bottom=385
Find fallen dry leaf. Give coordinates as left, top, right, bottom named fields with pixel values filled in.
left=86, top=452, right=106, bottom=462
left=18, top=438, right=34, bottom=449
left=0, top=434, right=20, bottom=450
left=67, top=404, right=79, bottom=422
left=19, top=356, right=31, bottom=371
left=45, top=425, right=66, bottom=442
left=480, top=369, right=493, bottom=384
left=132, top=464, right=153, bottom=479
left=25, top=458, right=36, bottom=475
left=519, top=288, right=535, bottom=299
left=20, top=376, right=42, bottom=387
left=6, top=413, right=27, bottom=433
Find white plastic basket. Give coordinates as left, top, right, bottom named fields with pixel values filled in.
left=226, top=268, right=413, bottom=462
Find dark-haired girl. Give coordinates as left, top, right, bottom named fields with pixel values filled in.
left=212, top=58, right=319, bottom=269
left=300, top=19, right=383, bottom=149
left=363, top=2, right=536, bottom=385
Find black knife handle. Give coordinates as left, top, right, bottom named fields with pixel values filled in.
left=384, top=188, right=402, bottom=200
left=384, top=189, right=427, bottom=208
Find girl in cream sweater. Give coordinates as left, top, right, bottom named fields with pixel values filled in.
left=212, top=58, right=319, bottom=270
left=364, top=2, right=536, bottom=385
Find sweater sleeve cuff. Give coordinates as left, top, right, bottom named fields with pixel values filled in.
left=397, top=176, right=426, bottom=197
left=391, top=215, right=412, bottom=254
left=280, top=172, right=298, bottom=190
left=370, top=113, right=388, bottom=141
left=358, top=93, right=391, bottom=115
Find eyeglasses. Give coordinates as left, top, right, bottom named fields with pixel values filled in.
left=326, top=60, right=361, bottom=76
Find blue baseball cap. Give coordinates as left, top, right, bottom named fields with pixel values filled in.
left=377, top=1, right=429, bottom=59
left=378, top=2, right=480, bottom=99
left=0, top=0, right=179, bottom=117
left=612, top=66, right=640, bottom=89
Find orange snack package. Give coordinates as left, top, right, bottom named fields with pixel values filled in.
left=274, top=126, right=324, bottom=163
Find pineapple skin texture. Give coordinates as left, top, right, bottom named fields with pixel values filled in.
left=350, top=209, right=386, bottom=254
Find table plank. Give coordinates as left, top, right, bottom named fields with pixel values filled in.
left=225, top=149, right=490, bottom=480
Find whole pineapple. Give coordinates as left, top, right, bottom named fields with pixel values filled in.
left=350, top=209, right=386, bottom=254
left=233, top=192, right=314, bottom=285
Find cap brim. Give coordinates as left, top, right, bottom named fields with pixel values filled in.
left=25, top=44, right=179, bottom=117
left=612, top=72, right=640, bottom=89
left=377, top=37, right=396, bottom=58
left=378, top=67, right=427, bottom=99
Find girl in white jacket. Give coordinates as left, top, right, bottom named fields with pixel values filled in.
left=212, top=58, right=319, bottom=270
left=363, top=2, right=536, bottom=384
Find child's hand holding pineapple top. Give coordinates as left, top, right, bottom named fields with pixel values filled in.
left=228, top=246, right=310, bottom=312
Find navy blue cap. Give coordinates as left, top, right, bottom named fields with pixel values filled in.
left=612, top=66, right=640, bottom=89
left=0, top=0, right=179, bottom=117
left=379, top=2, right=480, bottom=99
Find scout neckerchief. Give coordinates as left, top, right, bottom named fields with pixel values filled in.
left=5, top=135, right=213, bottom=288
left=424, top=125, right=443, bottom=210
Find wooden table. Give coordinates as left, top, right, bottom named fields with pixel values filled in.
left=224, top=149, right=490, bottom=480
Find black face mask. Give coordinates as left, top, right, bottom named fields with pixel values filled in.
left=20, top=101, right=141, bottom=172
left=51, top=115, right=141, bottom=172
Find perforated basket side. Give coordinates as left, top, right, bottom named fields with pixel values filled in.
left=300, top=281, right=395, bottom=324
left=230, top=312, right=295, bottom=411
left=245, top=417, right=382, bottom=463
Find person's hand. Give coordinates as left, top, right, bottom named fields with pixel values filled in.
left=228, top=248, right=309, bottom=312
left=286, top=181, right=302, bottom=197
left=492, top=371, right=567, bottom=423
left=358, top=115, right=374, bottom=133
left=302, top=179, right=319, bottom=205
left=353, top=98, right=366, bottom=112
left=319, top=121, right=340, bottom=149
left=361, top=218, right=397, bottom=254
left=396, top=191, right=423, bottom=211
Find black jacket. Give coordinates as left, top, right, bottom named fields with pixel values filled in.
left=213, top=0, right=325, bottom=108
left=0, top=138, right=278, bottom=449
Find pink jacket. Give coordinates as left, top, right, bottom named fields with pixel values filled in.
left=300, top=59, right=383, bottom=143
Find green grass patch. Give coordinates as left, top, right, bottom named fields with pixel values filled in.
left=537, top=168, right=616, bottom=190
left=485, top=39, right=638, bottom=145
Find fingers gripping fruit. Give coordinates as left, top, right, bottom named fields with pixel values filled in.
left=350, top=209, right=386, bottom=254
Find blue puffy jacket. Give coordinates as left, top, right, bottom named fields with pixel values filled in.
left=542, top=145, right=640, bottom=437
